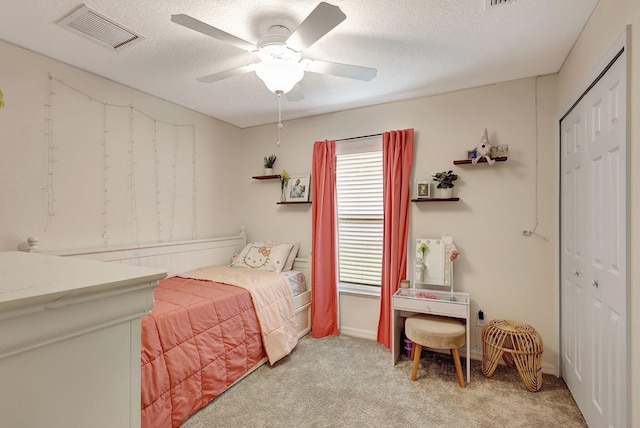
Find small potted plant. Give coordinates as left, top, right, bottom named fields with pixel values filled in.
left=263, top=154, right=276, bottom=175
left=432, top=170, right=458, bottom=199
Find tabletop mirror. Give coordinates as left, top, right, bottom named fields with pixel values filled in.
left=414, top=237, right=453, bottom=292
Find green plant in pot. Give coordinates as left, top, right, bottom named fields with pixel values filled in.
left=263, top=154, right=276, bottom=175
left=432, top=170, right=458, bottom=198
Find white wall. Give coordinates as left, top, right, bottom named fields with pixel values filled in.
left=0, top=41, right=244, bottom=251
left=237, top=76, right=559, bottom=372
left=556, top=0, right=639, bottom=424
left=1, top=37, right=566, bottom=378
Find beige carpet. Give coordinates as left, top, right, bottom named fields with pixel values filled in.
left=182, top=334, right=586, bottom=427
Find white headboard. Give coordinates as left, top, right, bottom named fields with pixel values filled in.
left=26, top=229, right=246, bottom=277
left=23, top=228, right=311, bottom=285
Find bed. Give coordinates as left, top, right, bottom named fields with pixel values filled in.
left=37, top=230, right=312, bottom=428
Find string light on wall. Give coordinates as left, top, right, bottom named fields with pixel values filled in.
left=101, top=104, right=110, bottom=246
left=152, top=119, right=163, bottom=242
left=128, top=106, right=141, bottom=250
left=48, top=74, right=199, bottom=245
left=189, top=126, right=197, bottom=239
left=44, top=73, right=57, bottom=231
left=168, top=126, right=179, bottom=241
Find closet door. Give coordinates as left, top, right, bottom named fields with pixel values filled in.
left=560, top=48, right=627, bottom=428
left=560, top=100, right=588, bottom=415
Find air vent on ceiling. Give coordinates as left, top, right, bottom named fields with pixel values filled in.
left=57, top=4, right=144, bottom=50
left=484, top=0, right=516, bottom=9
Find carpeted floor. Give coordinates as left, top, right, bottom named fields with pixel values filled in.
left=182, top=335, right=587, bottom=427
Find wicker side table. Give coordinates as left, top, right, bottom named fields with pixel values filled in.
left=481, top=319, right=543, bottom=392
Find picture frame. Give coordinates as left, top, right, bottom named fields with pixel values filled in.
left=415, top=179, right=431, bottom=199
left=286, top=174, right=310, bottom=202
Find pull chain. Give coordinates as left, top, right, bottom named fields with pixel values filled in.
left=276, top=91, right=283, bottom=147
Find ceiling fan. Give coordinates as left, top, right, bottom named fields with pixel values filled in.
left=171, top=2, right=377, bottom=101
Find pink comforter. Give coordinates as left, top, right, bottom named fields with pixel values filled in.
left=185, top=265, right=299, bottom=364
left=141, top=276, right=265, bottom=428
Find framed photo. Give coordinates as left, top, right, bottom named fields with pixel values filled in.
left=415, top=179, right=431, bottom=199
left=286, top=174, right=310, bottom=202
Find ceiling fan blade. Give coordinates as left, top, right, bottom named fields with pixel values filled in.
left=286, top=84, right=305, bottom=102
left=196, top=63, right=257, bottom=83
left=171, top=14, right=255, bottom=52
left=303, top=59, right=377, bottom=81
left=286, top=2, right=346, bottom=51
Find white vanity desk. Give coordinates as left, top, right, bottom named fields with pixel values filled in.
left=391, top=237, right=470, bottom=384
left=0, top=251, right=166, bottom=428
left=391, top=288, right=470, bottom=383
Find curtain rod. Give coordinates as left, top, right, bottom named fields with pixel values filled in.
left=335, top=132, right=383, bottom=142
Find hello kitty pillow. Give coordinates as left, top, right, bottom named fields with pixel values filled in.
left=230, top=241, right=294, bottom=273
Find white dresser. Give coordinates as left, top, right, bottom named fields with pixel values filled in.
left=0, top=251, right=166, bottom=428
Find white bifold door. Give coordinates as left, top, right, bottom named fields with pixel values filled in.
left=559, top=44, right=627, bottom=428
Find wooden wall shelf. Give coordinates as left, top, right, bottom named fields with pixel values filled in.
left=453, top=157, right=508, bottom=165
left=411, top=198, right=460, bottom=202
left=252, top=175, right=280, bottom=180
left=277, top=201, right=312, bottom=205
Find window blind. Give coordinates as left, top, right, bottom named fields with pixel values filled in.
left=336, top=150, right=383, bottom=286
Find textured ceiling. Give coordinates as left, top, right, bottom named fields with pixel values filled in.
left=0, top=0, right=599, bottom=128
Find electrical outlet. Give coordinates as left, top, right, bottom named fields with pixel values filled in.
left=478, top=310, right=484, bottom=320
left=522, top=230, right=532, bottom=236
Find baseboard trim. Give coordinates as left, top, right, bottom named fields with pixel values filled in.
left=335, top=336, right=559, bottom=376
left=339, top=327, right=377, bottom=341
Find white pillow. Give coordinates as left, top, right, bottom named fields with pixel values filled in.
left=230, top=241, right=294, bottom=273
left=283, top=242, right=301, bottom=272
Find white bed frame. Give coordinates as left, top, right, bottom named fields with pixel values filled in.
left=26, top=229, right=312, bottom=338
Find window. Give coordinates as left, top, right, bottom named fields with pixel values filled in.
left=335, top=140, right=383, bottom=288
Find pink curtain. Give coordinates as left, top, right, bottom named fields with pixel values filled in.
left=377, top=129, right=414, bottom=349
left=311, top=139, right=339, bottom=337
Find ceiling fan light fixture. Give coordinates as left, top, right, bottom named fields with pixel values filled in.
left=255, top=59, right=304, bottom=94
left=257, top=43, right=300, bottom=62
left=176, top=3, right=376, bottom=97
